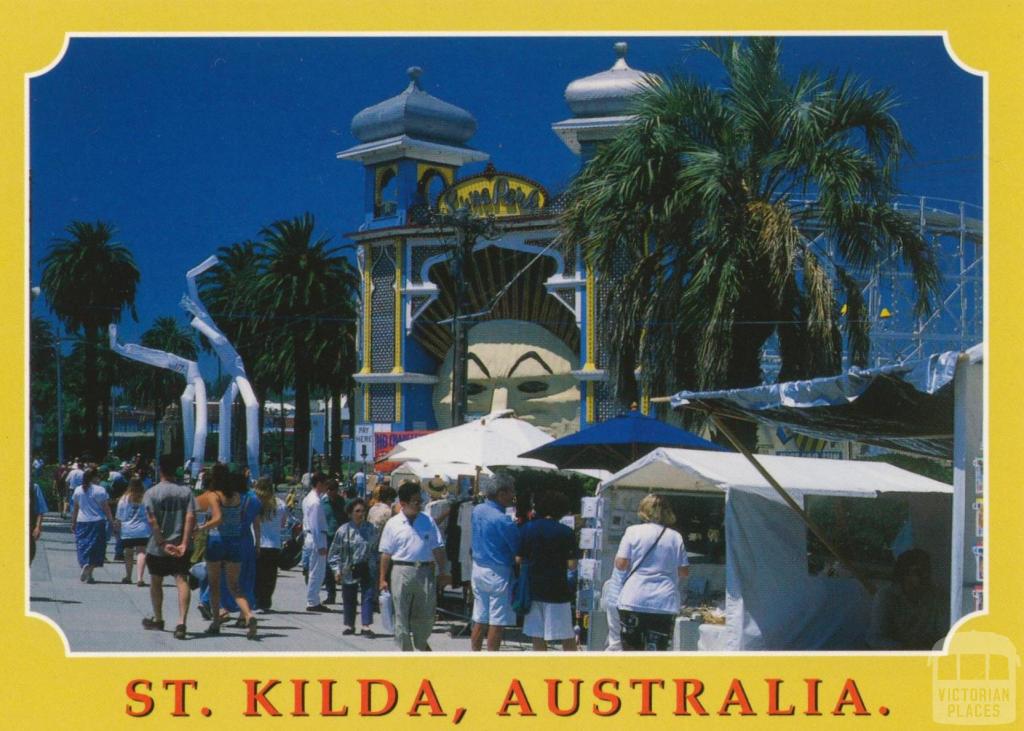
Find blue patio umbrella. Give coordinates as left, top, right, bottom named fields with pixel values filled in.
left=519, top=408, right=728, bottom=472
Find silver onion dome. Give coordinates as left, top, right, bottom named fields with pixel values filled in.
left=564, top=42, right=658, bottom=118
left=351, top=66, right=477, bottom=146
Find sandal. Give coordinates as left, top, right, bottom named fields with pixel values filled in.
left=173, top=624, right=187, bottom=640
left=246, top=617, right=258, bottom=641
left=206, top=619, right=221, bottom=636
left=121, top=577, right=132, bottom=584
left=196, top=603, right=212, bottom=621
left=142, top=616, right=164, bottom=631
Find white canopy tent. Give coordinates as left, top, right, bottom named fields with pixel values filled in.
left=597, top=448, right=953, bottom=651
left=383, top=410, right=557, bottom=470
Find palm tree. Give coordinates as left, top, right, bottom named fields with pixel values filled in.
left=308, top=300, right=359, bottom=473
left=30, top=317, right=59, bottom=458
left=562, top=38, right=940, bottom=425
left=41, top=221, right=139, bottom=456
left=255, top=213, right=359, bottom=472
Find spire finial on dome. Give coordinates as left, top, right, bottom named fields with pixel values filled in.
left=612, top=42, right=630, bottom=70
left=407, top=66, right=423, bottom=89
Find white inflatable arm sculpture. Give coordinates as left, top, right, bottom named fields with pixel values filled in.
left=109, top=324, right=207, bottom=477
left=183, top=256, right=260, bottom=477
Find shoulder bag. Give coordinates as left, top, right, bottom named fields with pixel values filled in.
left=623, top=525, right=668, bottom=588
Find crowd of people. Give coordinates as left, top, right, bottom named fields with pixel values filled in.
left=32, top=452, right=702, bottom=652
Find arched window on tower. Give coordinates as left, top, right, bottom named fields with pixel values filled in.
left=375, top=165, right=398, bottom=218
left=417, top=167, right=448, bottom=211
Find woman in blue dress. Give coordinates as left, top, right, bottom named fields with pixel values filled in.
left=196, top=464, right=258, bottom=639
left=199, top=473, right=261, bottom=620
left=71, top=468, right=115, bottom=583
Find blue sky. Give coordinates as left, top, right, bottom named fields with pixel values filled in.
left=29, top=35, right=983, bottom=377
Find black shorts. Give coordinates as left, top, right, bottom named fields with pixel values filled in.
left=121, top=537, right=149, bottom=549
left=619, top=609, right=675, bottom=651
left=146, top=553, right=190, bottom=577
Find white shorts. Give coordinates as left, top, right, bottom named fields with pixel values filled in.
left=471, top=565, right=515, bottom=626
left=523, top=601, right=574, bottom=641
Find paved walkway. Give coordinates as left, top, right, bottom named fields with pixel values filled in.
left=30, top=513, right=534, bottom=654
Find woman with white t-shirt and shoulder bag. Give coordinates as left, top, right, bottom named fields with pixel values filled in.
left=614, top=494, right=689, bottom=651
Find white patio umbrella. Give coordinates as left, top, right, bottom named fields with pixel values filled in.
left=383, top=410, right=557, bottom=470
left=390, top=460, right=494, bottom=483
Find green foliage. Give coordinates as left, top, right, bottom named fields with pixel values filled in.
left=806, top=495, right=910, bottom=578
left=40, top=221, right=140, bottom=455
left=197, top=214, right=360, bottom=470
left=561, top=37, right=940, bottom=413
left=497, top=467, right=597, bottom=515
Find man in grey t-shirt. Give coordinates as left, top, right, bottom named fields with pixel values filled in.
left=142, top=455, right=195, bottom=639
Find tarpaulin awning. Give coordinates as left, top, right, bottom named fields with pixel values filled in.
left=667, top=348, right=979, bottom=460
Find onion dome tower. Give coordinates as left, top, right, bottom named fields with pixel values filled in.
left=338, top=67, right=488, bottom=229
left=552, top=42, right=660, bottom=164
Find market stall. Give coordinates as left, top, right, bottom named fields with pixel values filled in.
left=587, top=448, right=953, bottom=651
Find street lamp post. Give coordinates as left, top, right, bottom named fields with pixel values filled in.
left=432, top=207, right=499, bottom=426
left=55, top=324, right=64, bottom=464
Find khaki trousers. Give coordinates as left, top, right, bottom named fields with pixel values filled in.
left=391, top=564, right=436, bottom=651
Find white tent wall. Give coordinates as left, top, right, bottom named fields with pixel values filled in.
left=719, top=490, right=951, bottom=651
left=723, top=490, right=870, bottom=650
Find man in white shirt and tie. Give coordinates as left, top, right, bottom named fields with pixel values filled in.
left=378, top=481, right=450, bottom=651
left=302, top=473, right=331, bottom=612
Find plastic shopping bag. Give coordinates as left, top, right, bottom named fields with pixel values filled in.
left=379, top=589, right=394, bottom=634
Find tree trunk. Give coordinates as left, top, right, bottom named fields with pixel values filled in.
left=329, top=385, right=342, bottom=475
left=153, top=402, right=164, bottom=459
left=258, top=396, right=266, bottom=447
left=722, top=315, right=772, bottom=451
left=82, top=327, right=100, bottom=459
left=292, top=335, right=310, bottom=474
left=100, top=383, right=111, bottom=455
left=279, top=387, right=286, bottom=473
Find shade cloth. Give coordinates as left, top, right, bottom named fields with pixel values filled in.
left=667, top=348, right=979, bottom=459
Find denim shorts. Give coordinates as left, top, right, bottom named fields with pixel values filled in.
left=471, top=565, right=515, bottom=626
left=206, top=535, right=243, bottom=563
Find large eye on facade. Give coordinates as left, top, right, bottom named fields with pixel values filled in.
left=517, top=380, right=549, bottom=395
left=466, top=383, right=487, bottom=396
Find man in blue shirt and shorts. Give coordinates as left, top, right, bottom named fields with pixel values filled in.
left=470, top=474, right=520, bottom=652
